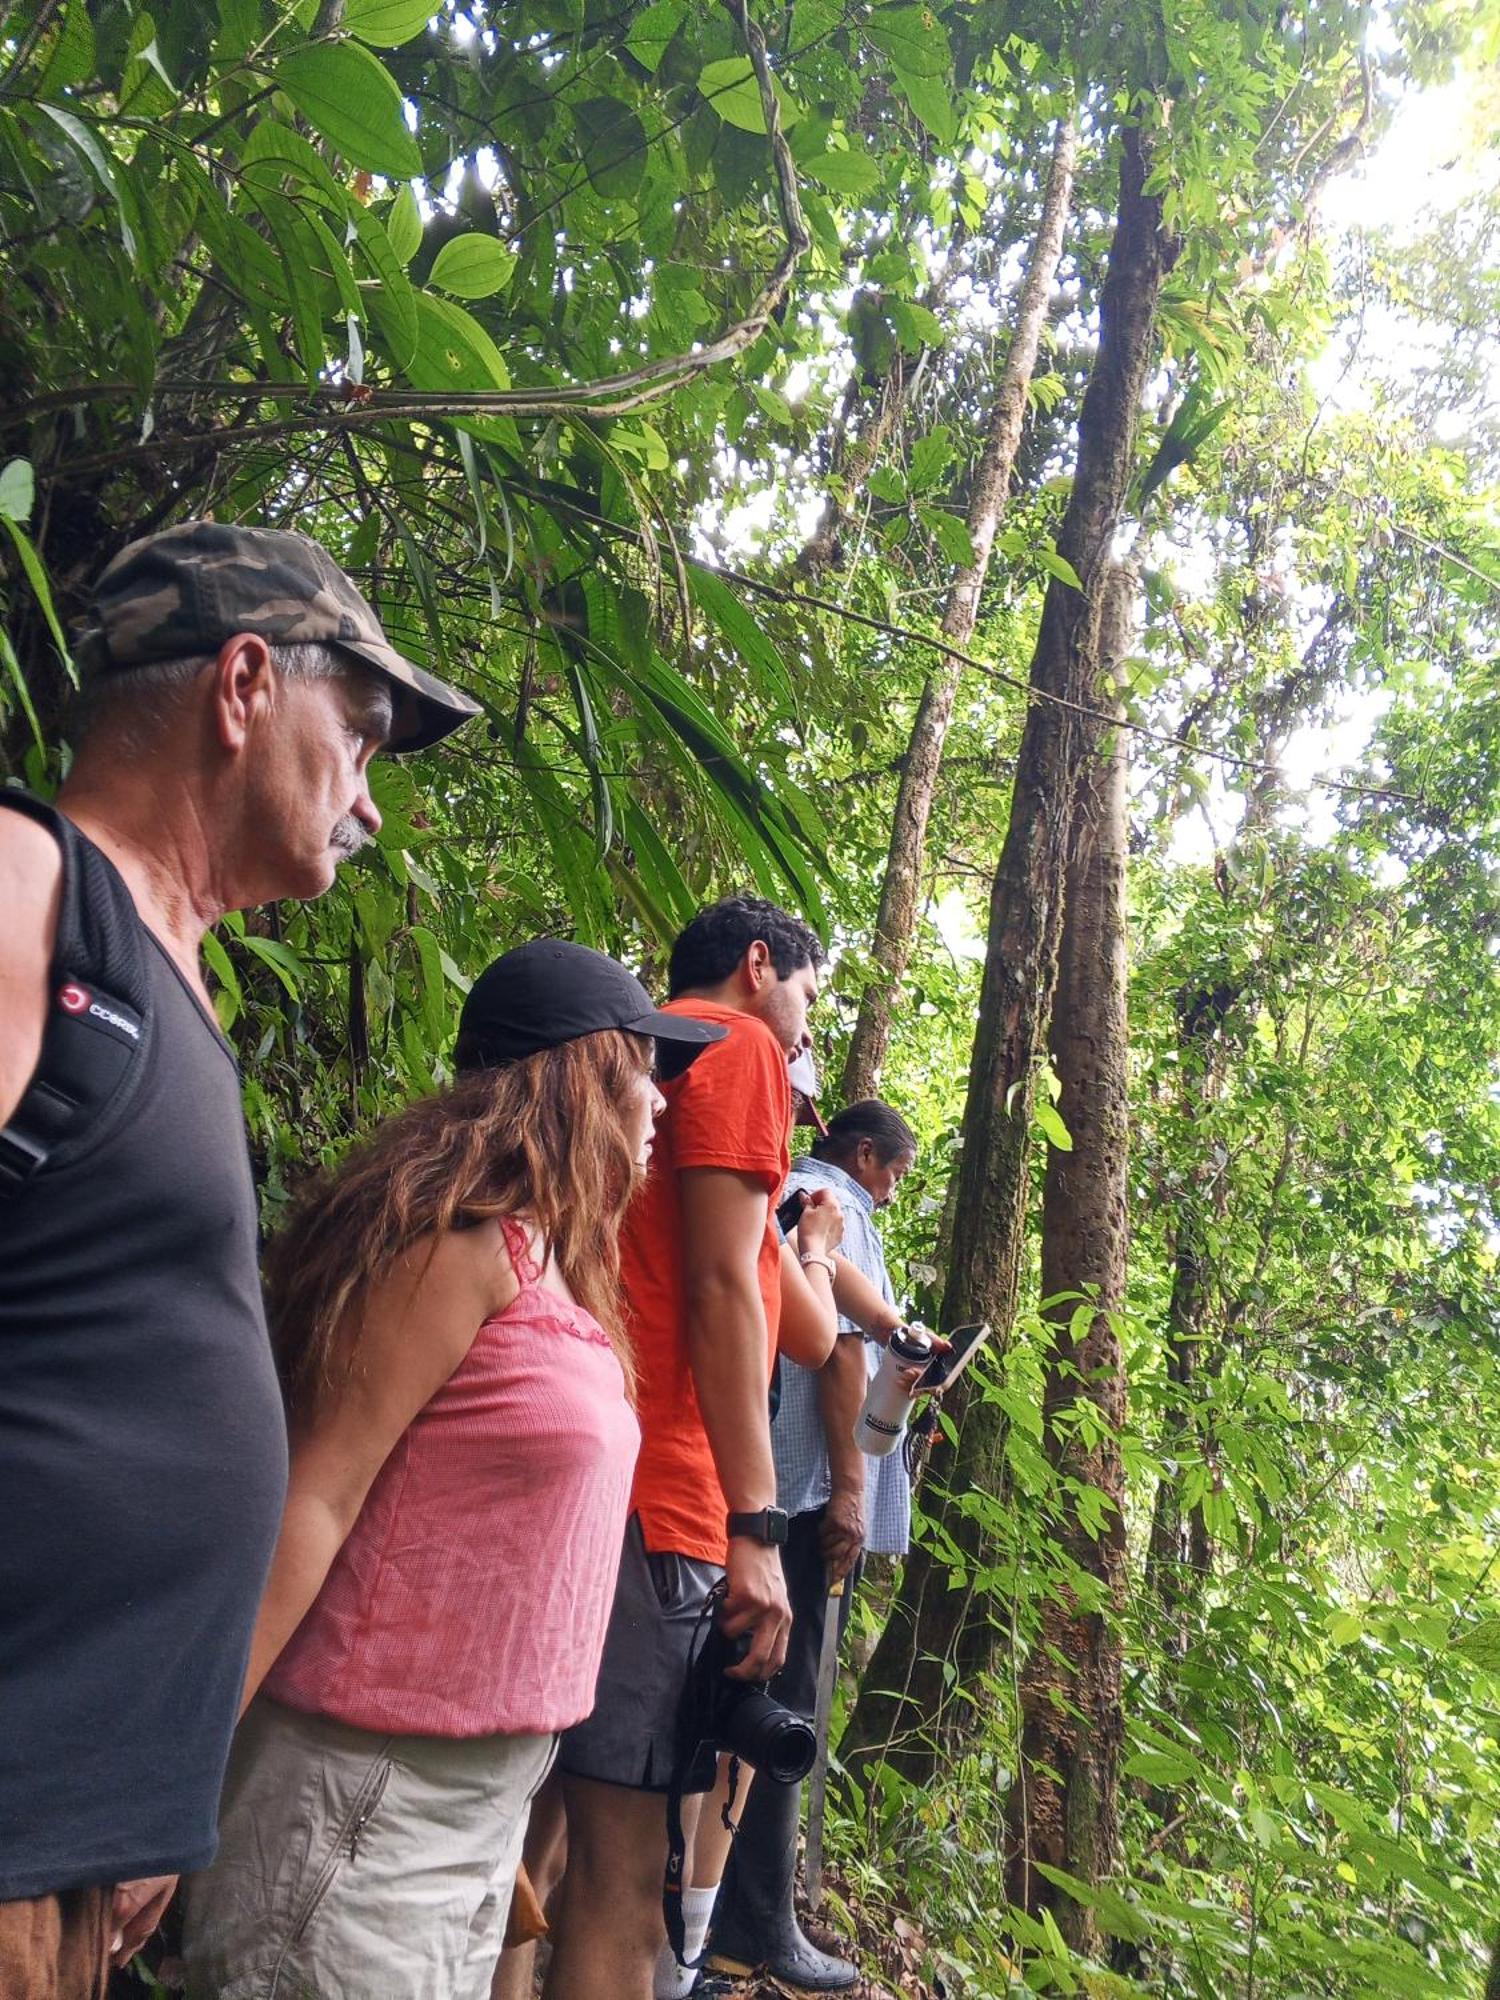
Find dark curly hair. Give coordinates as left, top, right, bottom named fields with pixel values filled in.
left=668, top=894, right=825, bottom=997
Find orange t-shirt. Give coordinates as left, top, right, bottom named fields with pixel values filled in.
left=622, top=999, right=791, bottom=1565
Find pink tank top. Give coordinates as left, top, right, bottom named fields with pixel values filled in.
left=264, top=1222, right=640, bottom=1737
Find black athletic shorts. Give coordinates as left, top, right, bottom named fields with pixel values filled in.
left=557, top=1514, right=724, bottom=1793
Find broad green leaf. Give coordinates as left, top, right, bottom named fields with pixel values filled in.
left=386, top=183, right=422, bottom=265
left=345, top=0, right=432, bottom=47
left=201, top=930, right=244, bottom=1030
left=249, top=188, right=327, bottom=385
left=574, top=96, right=648, bottom=201
left=610, top=425, right=670, bottom=470
left=34, top=0, right=96, bottom=93
left=187, top=176, right=288, bottom=310
left=918, top=506, right=976, bottom=568
left=889, top=298, right=944, bottom=351
left=0, top=459, right=35, bottom=524
left=351, top=205, right=419, bottom=368
left=240, top=118, right=350, bottom=212
left=750, top=383, right=792, bottom=426
left=1039, top=546, right=1084, bottom=590
left=214, top=0, right=262, bottom=63
left=301, top=206, right=365, bottom=324
left=35, top=104, right=138, bottom=261
left=698, top=56, right=778, bottom=134
left=408, top=925, right=449, bottom=1038
left=909, top=425, right=953, bottom=493
left=1035, top=1099, right=1074, bottom=1151
left=865, top=6, right=952, bottom=78
left=689, top=565, right=797, bottom=714
left=239, top=933, right=304, bottom=999
left=272, top=42, right=422, bottom=180
left=346, top=511, right=382, bottom=571
left=625, top=0, right=686, bottom=72
left=1453, top=1615, right=1500, bottom=1671
left=409, top=292, right=511, bottom=392
left=1122, top=1747, right=1195, bottom=1785
left=889, top=62, right=958, bottom=146
left=802, top=148, right=880, bottom=199
left=429, top=233, right=517, bottom=300
left=120, top=12, right=177, bottom=117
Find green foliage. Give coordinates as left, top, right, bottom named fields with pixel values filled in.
left=7, top=3, right=1500, bottom=1995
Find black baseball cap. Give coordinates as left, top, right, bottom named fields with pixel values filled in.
left=456, top=939, right=728, bottom=1071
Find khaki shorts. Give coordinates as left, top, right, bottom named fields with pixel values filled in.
left=180, top=1696, right=555, bottom=2000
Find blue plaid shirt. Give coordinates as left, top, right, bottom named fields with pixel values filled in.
left=771, top=1155, right=912, bottom=1555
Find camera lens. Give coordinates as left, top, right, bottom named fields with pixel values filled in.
left=721, top=1689, right=816, bottom=1784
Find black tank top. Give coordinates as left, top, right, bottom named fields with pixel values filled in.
left=0, top=794, right=288, bottom=1896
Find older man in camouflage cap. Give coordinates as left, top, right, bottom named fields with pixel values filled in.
left=0, top=522, right=476, bottom=1998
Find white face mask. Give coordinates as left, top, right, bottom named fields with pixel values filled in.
left=787, top=1046, right=819, bottom=1099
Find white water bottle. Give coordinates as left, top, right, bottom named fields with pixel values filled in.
left=854, top=1326, right=933, bottom=1457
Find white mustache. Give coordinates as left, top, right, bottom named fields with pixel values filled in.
left=331, top=817, right=370, bottom=857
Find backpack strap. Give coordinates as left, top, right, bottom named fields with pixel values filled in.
left=0, top=792, right=152, bottom=1198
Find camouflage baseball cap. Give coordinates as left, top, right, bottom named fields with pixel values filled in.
left=75, top=521, right=481, bottom=751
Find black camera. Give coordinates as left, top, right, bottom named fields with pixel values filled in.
left=663, top=1591, right=817, bottom=1967
left=674, top=1604, right=816, bottom=1792
left=701, top=1622, right=817, bottom=1783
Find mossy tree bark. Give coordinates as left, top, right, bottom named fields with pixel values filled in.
left=1001, top=565, right=1133, bottom=1947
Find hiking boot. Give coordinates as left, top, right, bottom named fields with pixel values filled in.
left=707, top=1772, right=858, bottom=1992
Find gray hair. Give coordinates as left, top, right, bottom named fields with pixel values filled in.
left=74, top=640, right=360, bottom=753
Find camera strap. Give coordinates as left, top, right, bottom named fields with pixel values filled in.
left=662, top=1580, right=737, bottom=1970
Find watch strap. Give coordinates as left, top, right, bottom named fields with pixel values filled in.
left=726, top=1506, right=789, bottom=1546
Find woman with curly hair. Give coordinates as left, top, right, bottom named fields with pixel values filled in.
left=181, top=939, right=727, bottom=2000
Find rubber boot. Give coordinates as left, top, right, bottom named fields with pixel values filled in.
left=707, top=1775, right=857, bottom=1992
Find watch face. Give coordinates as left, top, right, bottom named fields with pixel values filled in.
left=767, top=1507, right=789, bottom=1545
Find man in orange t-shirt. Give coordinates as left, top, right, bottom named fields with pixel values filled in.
left=548, top=896, right=843, bottom=2000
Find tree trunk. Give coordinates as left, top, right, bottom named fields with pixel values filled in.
left=844, top=116, right=1177, bottom=1785
left=841, top=117, right=1077, bottom=1104
left=1142, top=992, right=1220, bottom=1649
left=795, top=360, right=913, bottom=582
left=1002, top=566, right=1133, bottom=1948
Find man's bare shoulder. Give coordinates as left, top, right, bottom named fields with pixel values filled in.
left=0, top=806, right=63, bottom=950
left=0, top=806, right=63, bottom=1124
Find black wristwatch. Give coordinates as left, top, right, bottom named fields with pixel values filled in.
left=726, top=1506, right=790, bottom=1547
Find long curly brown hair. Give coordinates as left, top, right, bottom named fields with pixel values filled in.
left=266, top=1029, right=653, bottom=1417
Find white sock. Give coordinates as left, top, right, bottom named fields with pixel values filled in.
left=653, top=1883, right=720, bottom=1999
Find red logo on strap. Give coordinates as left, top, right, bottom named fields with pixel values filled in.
left=59, top=982, right=90, bottom=1014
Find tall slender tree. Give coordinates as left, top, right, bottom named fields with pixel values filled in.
left=846, top=113, right=1178, bottom=1780
left=1002, top=564, right=1133, bottom=1945
left=841, top=116, right=1077, bottom=1101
